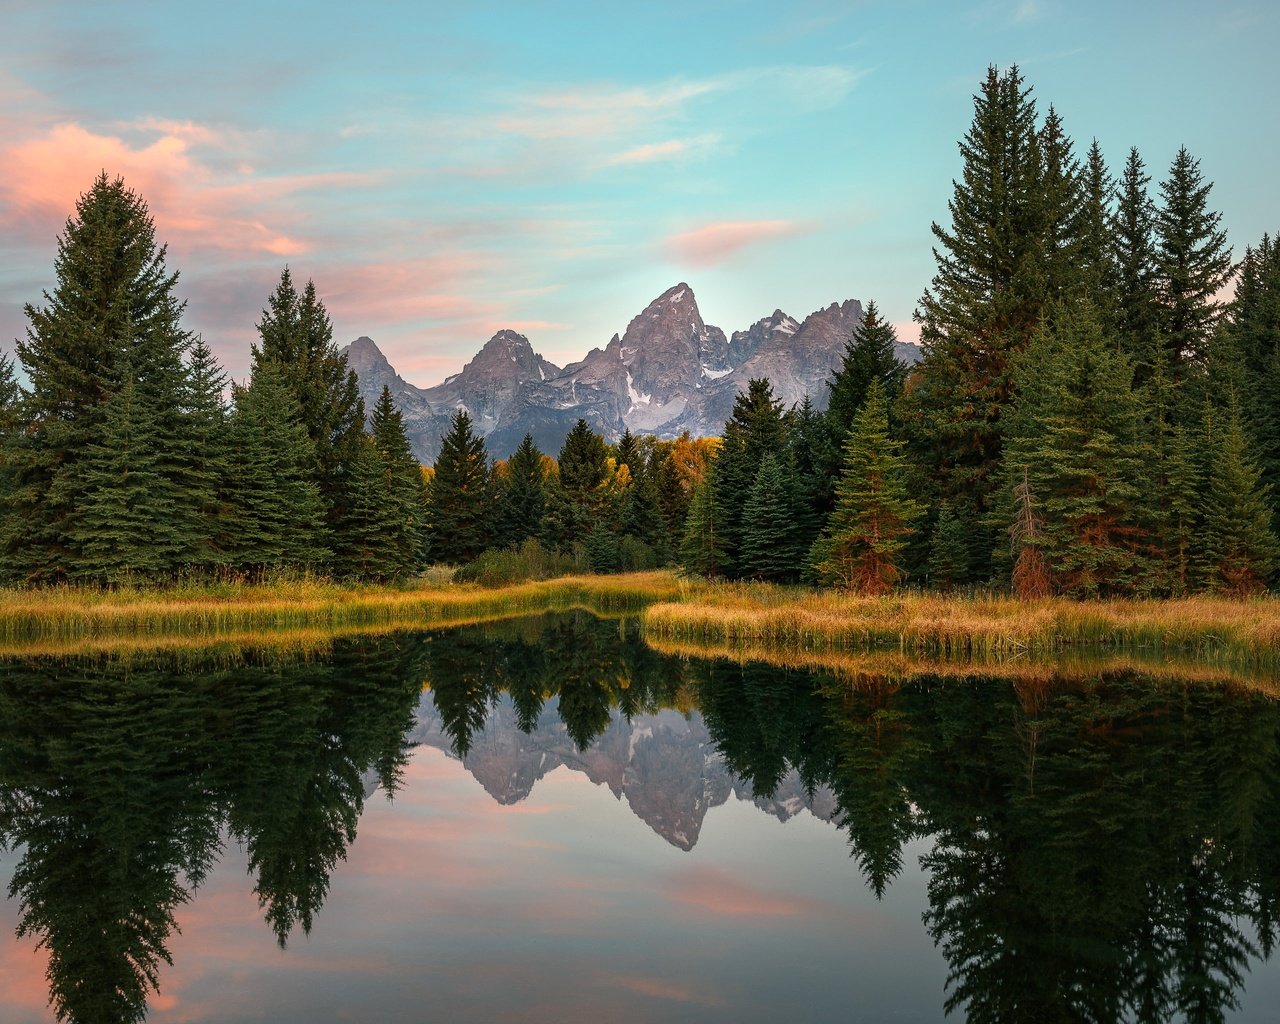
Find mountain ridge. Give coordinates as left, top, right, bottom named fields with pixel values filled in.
left=342, top=284, right=921, bottom=463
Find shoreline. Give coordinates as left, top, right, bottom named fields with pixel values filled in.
left=2, top=573, right=1280, bottom=673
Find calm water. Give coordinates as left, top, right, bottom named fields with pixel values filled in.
left=1, top=612, right=1279, bottom=1023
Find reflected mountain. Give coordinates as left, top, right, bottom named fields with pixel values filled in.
left=0, top=613, right=1278, bottom=1023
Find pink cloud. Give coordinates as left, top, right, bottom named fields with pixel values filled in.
left=0, top=121, right=375, bottom=264
left=666, top=219, right=811, bottom=267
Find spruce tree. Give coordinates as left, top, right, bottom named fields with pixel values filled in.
left=787, top=395, right=833, bottom=559
left=1035, top=106, right=1085, bottom=305
left=680, top=469, right=729, bottom=578
left=713, top=378, right=787, bottom=576
left=810, top=380, right=923, bottom=593
left=927, top=502, right=971, bottom=591
left=999, top=303, right=1145, bottom=597
left=0, top=355, right=22, bottom=513
left=558, top=419, right=608, bottom=495
left=739, top=453, right=805, bottom=582
left=5, top=173, right=197, bottom=581
left=1227, top=233, right=1280, bottom=507
left=903, top=65, right=1048, bottom=571
left=826, top=300, right=907, bottom=444
left=370, top=386, right=427, bottom=576
left=225, top=363, right=329, bottom=573
left=1077, top=139, right=1117, bottom=309
left=69, top=372, right=175, bottom=584
left=494, top=433, right=550, bottom=549
left=332, top=436, right=401, bottom=581
left=426, top=410, right=491, bottom=564
left=1112, top=147, right=1162, bottom=373
left=1200, top=395, right=1277, bottom=594
left=252, top=270, right=366, bottom=564
left=184, top=336, right=232, bottom=568
left=1153, top=147, right=1232, bottom=373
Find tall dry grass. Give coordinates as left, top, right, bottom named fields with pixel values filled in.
left=0, top=571, right=681, bottom=657
left=641, top=582, right=1280, bottom=668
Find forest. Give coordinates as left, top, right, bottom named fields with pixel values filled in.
left=1, top=64, right=1278, bottom=599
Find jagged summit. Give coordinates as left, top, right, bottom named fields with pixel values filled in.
left=342, top=283, right=921, bottom=463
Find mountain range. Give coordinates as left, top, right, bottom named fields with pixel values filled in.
left=342, top=283, right=921, bottom=463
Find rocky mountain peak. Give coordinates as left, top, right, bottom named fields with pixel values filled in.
left=344, top=335, right=391, bottom=374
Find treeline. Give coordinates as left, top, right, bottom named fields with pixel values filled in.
left=0, top=174, right=427, bottom=584
left=686, top=65, right=1280, bottom=597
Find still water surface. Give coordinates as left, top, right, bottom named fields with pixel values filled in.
left=1, top=611, right=1279, bottom=1022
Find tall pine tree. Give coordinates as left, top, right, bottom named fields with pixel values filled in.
left=252, top=270, right=366, bottom=566
left=810, top=380, right=923, bottom=593
left=426, top=410, right=491, bottom=564
left=5, top=174, right=199, bottom=582
left=1153, top=147, right=1232, bottom=374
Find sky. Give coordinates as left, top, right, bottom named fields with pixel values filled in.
left=0, top=0, right=1276, bottom=385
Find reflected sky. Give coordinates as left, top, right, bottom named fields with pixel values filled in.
left=2, top=742, right=943, bottom=1024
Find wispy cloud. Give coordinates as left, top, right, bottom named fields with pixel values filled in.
left=601, top=135, right=719, bottom=167
left=666, top=219, right=812, bottom=267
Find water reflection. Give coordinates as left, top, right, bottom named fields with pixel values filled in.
left=0, top=612, right=1278, bottom=1023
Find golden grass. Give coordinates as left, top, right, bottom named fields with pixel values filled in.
left=7, top=570, right=1280, bottom=681
left=0, top=571, right=681, bottom=657
left=641, top=582, right=1280, bottom=669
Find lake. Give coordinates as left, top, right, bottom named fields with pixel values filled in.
left=1, top=610, right=1278, bottom=1023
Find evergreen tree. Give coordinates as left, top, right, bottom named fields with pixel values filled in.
left=252, top=270, right=366, bottom=563
left=927, top=502, right=971, bottom=591
left=1135, top=349, right=1202, bottom=594
left=184, top=336, right=232, bottom=568
left=370, top=386, right=427, bottom=576
left=1153, top=147, right=1232, bottom=372
left=1199, top=395, right=1277, bottom=594
left=999, top=303, right=1145, bottom=597
left=494, top=433, right=550, bottom=549
left=826, top=300, right=908, bottom=444
left=787, top=395, right=833, bottom=559
left=713, top=378, right=787, bottom=576
left=558, top=419, right=608, bottom=495
left=5, top=174, right=197, bottom=581
left=739, top=453, right=805, bottom=582
left=1226, top=233, right=1280, bottom=507
left=426, top=410, right=491, bottom=564
left=1035, top=106, right=1085, bottom=305
left=332, top=436, right=401, bottom=581
left=0, top=354, right=22, bottom=511
left=1112, top=147, right=1162, bottom=373
left=810, top=380, right=923, bottom=593
left=903, top=66, right=1048, bottom=571
left=615, top=428, right=641, bottom=479
left=1077, top=139, right=1117, bottom=309
left=584, top=519, right=619, bottom=574
left=680, top=470, right=729, bottom=578
left=68, top=372, right=175, bottom=584
left=225, top=363, right=329, bottom=572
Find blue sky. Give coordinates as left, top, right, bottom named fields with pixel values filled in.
left=0, top=0, right=1275, bottom=383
